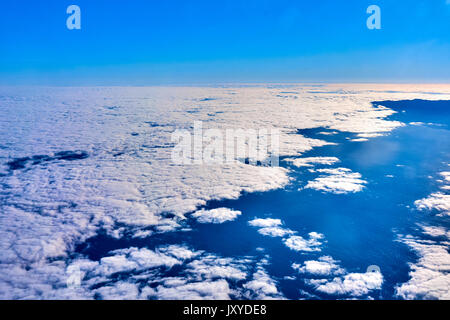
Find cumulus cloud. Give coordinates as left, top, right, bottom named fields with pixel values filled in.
left=191, top=208, right=242, bottom=224
left=420, top=225, right=450, bottom=239
left=283, top=232, right=325, bottom=252
left=248, top=218, right=325, bottom=253
left=248, top=218, right=282, bottom=228
left=257, top=227, right=296, bottom=237
left=415, top=192, right=450, bottom=216
left=41, top=243, right=284, bottom=300
left=414, top=170, right=450, bottom=216
left=149, top=278, right=233, bottom=300
left=293, top=253, right=385, bottom=298
left=186, top=256, right=249, bottom=281
left=305, top=168, right=367, bottom=194
left=307, top=271, right=383, bottom=296
left=243, top=267, right=284, bottom=299
left=94, top=282, right=140, bottom=300
left=292, top=256, right=345, bottom=276
left=94, top=245, right=199, bottom=276
left=248, top=218, right=295, bottom=238
left=440, top=171, right=450, bottom=182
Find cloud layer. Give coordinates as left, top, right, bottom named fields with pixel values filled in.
left=1, top=84, right=449, bottom=299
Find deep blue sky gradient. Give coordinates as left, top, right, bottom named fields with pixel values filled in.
left=0, top=0, right=449, bottom=84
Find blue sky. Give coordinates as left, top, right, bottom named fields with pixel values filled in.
left=0, top=0, right=449, bottom=84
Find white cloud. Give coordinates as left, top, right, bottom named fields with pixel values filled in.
left=318, top=131, right=338, bottom=136
left=248, top=218, right=295, bottom=238
left=420, top=225, right=450, bottom=239
left=305, top=167, right=367, bottom=194
left=160, top=244, right=202, bottom=260
left=307, top=271, right=383, bottom=296
left=284, top=157, right=339, bottom=168
left=398, top=166, right=450, bottom=300
left=2, top=84, right=448, bottom=298
left=186, top=256, right=249, bottom=281
left=191, top=208, right=242, bottom=224
left=415, top=192, right=450, bottom=216
left=94, top=245, right=198, bottom=276
left=248, top=218, right=282, bottom=228
left=439, top=171, right=450, bottom=182
left=395, top=236, right=450, bottom=300
left=292, top=256, right=345, bottom=276
left=356, top=133, right=385, bottom=138
left=48, top=244, right=283, bottom=300
left=243, top=267, right=284, bottom=299
left=94, top=282, right=140, bottom=300
left=257, top=227, right=295, bottom=237
left=150, top=279, right=233, bottom=300
left=283, top=232, right=325, bottom=252
left=350, top=138, right=368, bottom=142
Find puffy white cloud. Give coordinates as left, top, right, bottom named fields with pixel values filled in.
left=440, top=171, right=450, bottom=183
left=191, top=208, right=242, bottom=224
left=160, top=244, right=203, bottom=260
left=305, top=168, right=367, bottom=194
left=292, top=256, right=345, bottom=276
left=54, top=244, right=283, bottom=300
left=186, top=256, right=249, bottom=281
left=283, top=233, right=325, bottom=252
left=248, top=218, right=282, bottom=228
left=94, top=282, right=140, bottom=300
left=420, top=225, right=450, bottom=239
left=294, top=255, right=385, bottom=297
left=250, top=217, right=325, bottom=251
left=307, top=271, right=383, bottom=296
left=243, top=267, right=284, bottom=299
left=248, top=218, right=295, bottom=238
left=150, top=279, right=233, bottom=300
left=248, top=218, right=295, bottom=237
left=65, top=245, right=199, bottom=280
left=415, top=192, right=450, bottom=216
left=257, top=227, right=295, bottom=237
left=415, top=169, right=450, bottom=216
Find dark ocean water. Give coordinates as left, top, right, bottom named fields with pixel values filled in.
left=77, top=100, right=450, bottom=300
